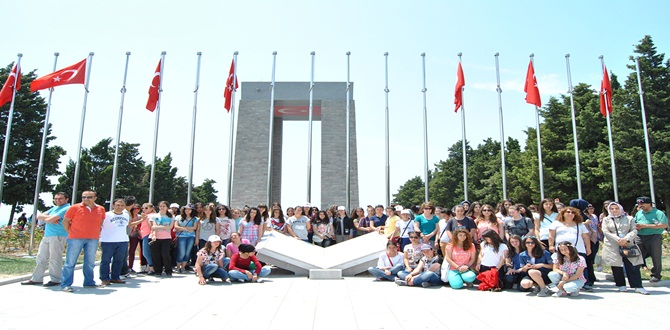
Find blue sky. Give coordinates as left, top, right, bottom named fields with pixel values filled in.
left=1, top=0, right=668, bottom=223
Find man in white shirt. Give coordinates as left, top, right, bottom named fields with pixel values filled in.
left=99, top=199, right=130, bottom=286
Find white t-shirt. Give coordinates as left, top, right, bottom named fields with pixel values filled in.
left=549, top=221, right=588, bottom=254
left=216, top=217, right=236, bottom=240
left=479, top=242, right=508, bottom=267
left=100, top=211, right=130, bottom=243
left=396, top=219, right=415, bottom=238
left=376, top=252, right=403, bottom=269
left=437, top=219, right=450, bottom=243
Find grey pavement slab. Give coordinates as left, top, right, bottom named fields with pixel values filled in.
left=1, top=267, right=669, bottom=330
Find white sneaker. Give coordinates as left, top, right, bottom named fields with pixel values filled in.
left=635, top=288, right=650, bottom=295
left=618, top=286, right=627, bottom=292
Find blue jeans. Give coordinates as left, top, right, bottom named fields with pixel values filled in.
left=141, top=236, right=153, bottom=266
left=548, top=271, right=585, bottom=293
left=229, top=266, right=271, bottom=282
left=61, top=239, right=99, bottom=288
left=368, top=264, right=404, bottom=281
left=202, top=264, right=228, bottom=280
left=447, top=269, right=476, bottom=289
left=412, top=271, right=442, bottom=287
left=177, top=236, right=195, bottom=263
left=100, top=242, right=128, bottom=281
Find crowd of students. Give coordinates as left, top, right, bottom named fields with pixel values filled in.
left=21, top=191, right=667, bottom=295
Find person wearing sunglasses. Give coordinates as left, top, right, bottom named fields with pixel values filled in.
left=518, top=236, right=553, bottom=296
left=475, top=204, right=504, bottom=243
left=548, top=241, right=586, bottom=297
left=397, top=232, right=425, bottom=280
left=548, top=206, right=591, bottom=291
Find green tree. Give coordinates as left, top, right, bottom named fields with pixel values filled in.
left=192, top=178, right=218, bottom=205
left=393, top=175, right=427, bottom=209
left=1, top=65, right=66, bottom=225
left=149, top=153, right=188, bottom=205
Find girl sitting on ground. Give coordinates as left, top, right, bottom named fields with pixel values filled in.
left=548, top=241, right=587, bottom=297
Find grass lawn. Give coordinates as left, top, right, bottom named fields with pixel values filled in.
left=599, top=253, right=670, bottom=280
left=0, top=256, right=37, bottom=278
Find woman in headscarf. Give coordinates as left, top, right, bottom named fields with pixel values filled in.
left=601, top=202, right=648, bottom=295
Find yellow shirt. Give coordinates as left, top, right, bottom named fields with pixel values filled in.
left=384, top=215, right=399, bottom=238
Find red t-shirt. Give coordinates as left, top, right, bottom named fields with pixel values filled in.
left=229, top=253, right=262, bottom=275
left=65, top=203, right=106, bottom=239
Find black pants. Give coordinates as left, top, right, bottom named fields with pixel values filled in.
left=150, top=239, right=172, bottom=275
left=637, top=234, right=663, bottom=279
left=578, top=252, right=590, bottom=285
left=612, top=257, right=643, bottom=288
left=584, top=241, right=599, bottom=285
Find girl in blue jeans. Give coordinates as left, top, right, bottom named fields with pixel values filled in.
left=549, top=241, right=586, bottom=296
left=175, top=204, right=199, bottom=274
left=229, top=244, right=271, bottom=282
left=195, top=235, right=229, bottom=284
left=395, top=244, right=442, bottom=287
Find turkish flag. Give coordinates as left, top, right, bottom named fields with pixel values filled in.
left=454, top=62, right=465, bottom=112
left=146, top=59, right=162, bottom=112
left=30, top=59, right=86, bottom=92
left=524, top=60, right=541, bottom=107
left=0, top=64, right=21, bottom=107
left=600, top=66, right=612, bottom=116
left=224, top=59, right=238, bottom=112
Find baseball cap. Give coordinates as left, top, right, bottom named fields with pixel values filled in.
left=170, top=203, right=180, bottom=209
left=401, top=209, right=411, bottom=215
left=207, top=235, right=222, bottom=242
left=420, top=244, right=433, bottom=251
left=636, top=196, right=652, bottom=204
left=337, top=206, right=346, bottom=211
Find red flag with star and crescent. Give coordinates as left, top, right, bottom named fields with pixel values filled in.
left=524, top=60, right=541, bottom=107
left=30, top=59, right=86, bottom=92
left=0, top=64, right=21, bottom=107
left=146, top=59, right=162, bottom=112
left=224, top=59, right=238, bottom=112
left=454, top=62, right=465, bottom=112
left=600, top=65, right=613, bottom=116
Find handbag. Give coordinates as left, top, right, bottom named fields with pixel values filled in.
left=612, top=218, right=641, bottom=258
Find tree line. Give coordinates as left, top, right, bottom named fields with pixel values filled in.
left=393, top=36, right=669, bottom=212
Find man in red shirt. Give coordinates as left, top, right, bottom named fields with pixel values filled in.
left=60, top=191, right=106, bottom=292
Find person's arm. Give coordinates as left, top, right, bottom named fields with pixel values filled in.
left=195, top=221, right=201, bottom=242
left=175, top=220, right=186, bottom=232
left=258, top=221, right=265, bottom=241
left=580, top=224, right=591, bottom=255
left=225, top=244, right=232, bottom=258
left=215, top=222, right=221, bottom=236
left=467, top=247, right=477, bottom=268
left=497, top=249, right=508, bottom=270
left=62, top=217, right=72, bottom=232
left=195, top=253, right=206, bottom=285
left=413, top=220, right=421, bottom=234
left=425, top=225, right=438, bottom=241
left=402, top=249, right=412, bottom=272
left=406, top=260, right=424, bottom=281
left=444, top=245, right=459, bottom=270
left=534, top=218, right=541, bottom=235
left=497, top=221, right=505, bottom=239
left=286, top=221, right=298, bottom=239
left=504, top=222, right=511, bottom=242
left=548, top=229, right=556, bottom=253
left=376, top=253, right=387, bottom=269
left=526, top=219, right=535, bottom=237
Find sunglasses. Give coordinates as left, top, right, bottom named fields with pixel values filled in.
left=564, top=210, right=574, bottom=214
left=81, top=196, right=95, bottom=199
left=409, top=236, right=419, bottom=239
left=525, top=242, right=535, bottom=245
left=482, top=209, right=492, bottom=212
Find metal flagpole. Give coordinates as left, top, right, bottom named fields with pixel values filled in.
left=187, top=51, right=202, bottom=205
left=600, top=55, right=618, bottom=202
left=458, top=53, right=468, bottom=201
left=149, top=51, right=166, bottom=204
left=530, top=54, right=545, bottom=201
left=266, top=51, right=277, bottom=205
left=421, top=53, right=429, bottom=203
left=109, top=52, right=131, bottom=210
left=226, top=51, right=238, bottom=206
left=29, top=52, right=59, bottom=255
left=565, top=54, right=582, bottom=199
left=635, top=57, right=656, bottom=204
left=307, top=51, right=315, bottom=203
left=384, top=52, right=390, bottom=207
left=494, top=53, right=508, bottom=200
left=72, top=52, right=94, bottom=203
left=345, top=51, right=351, bottom=211
left=0, top=53, right=22, bottom=203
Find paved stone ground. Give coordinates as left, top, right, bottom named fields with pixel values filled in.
left=1, top=265, right=668, bottom=330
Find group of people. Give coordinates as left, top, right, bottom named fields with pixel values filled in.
left=21, top=191, right=272, bottom=292
left=18, top=191, right=667, bottom=296
left=366, top=197, right=667, bottom=297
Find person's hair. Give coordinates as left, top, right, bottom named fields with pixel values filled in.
left=272, top=208, right=285, bottom=223
left=203, top=240, right=222, bottom=254
left=181, top=206, right=194, bottom=219
left=451, top=228, right=473, bottom=251
left=142, top=202, right=154, bottom=213
left=293, top=206, right=304, bottom=216
left=257, top=204, right=269, bottom=219
left=352, top=207, right=365, bottom=220
left=285, top=207, right=294, bottom=215
left=216, top=204, right=233, bottom=219
left=601, top=200, right=614, bottom=218
left=481, top=229, right=503, bottom=253
left=557, top=206, right=584, bottom=224
left=200, top=204, right=215, bottom=223
left=476, top=204, right=498, bottom=226
left=238, top=243, right=255, bottom=253
left=317, top=210, right=329, bottom=224
left=195, top=202, right=205, bottom=218
left=309, top=206, right=319, bottom=217
left=387, top=240, right=399, bottom=248
left=538, top=198, right=557, bottom=220
left=515, top=203, right=533, bottom=218
left=453, top=204, right=465, bottom=217
left=123, top=195, right=136, bottom=206
left=524, top=236, right=545, bottom=258
left=556, top=241, right=579, bottom=264
left=158, top=201, right=173, bottom=218
left=247, top=207, right=262, bottom=225
left=507, top=234, right=523, bottom=258
left=230, top=232, right=241, bottom=240
left=528, top=204, right=538, bottom=213
left=421, top=202, right=435, bottom=214
left=466, top=201, right=481, bottom=218
left=113, top=198, right=126, bottom=206
left=54, top=191, right=70, bottom=200
left=629, top=204, right=639, bottom=216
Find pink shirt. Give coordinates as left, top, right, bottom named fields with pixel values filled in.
left=450, top=244, right=475, bottom=270
left=476, top=219, right=502, bottom=238
left=225, top=239, right=251, bottom=255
